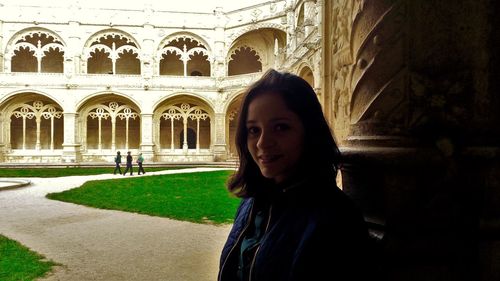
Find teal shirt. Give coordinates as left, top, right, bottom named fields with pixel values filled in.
left=237, top=206, right=269, bottom=281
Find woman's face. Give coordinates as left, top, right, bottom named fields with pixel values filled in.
left=246, top=93, right=305, bottom=183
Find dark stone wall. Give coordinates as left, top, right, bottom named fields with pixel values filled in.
left=335, top=1, right=500, bottom=280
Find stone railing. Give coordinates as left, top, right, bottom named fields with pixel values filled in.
left=0, top=72, right=261, bottom=91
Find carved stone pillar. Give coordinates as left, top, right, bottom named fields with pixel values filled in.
left=0, top=19, right=4, bottom=73
left=324, top=1, right=500, bottom=280
left=303, top=0, right=315, bottom=37
left=67, top=21, right=80, bottom=77
left=285, top=0, right=296, bottom=55
left=140, top=113, right=154, bottom=161
left=62, top=112, right=81, bottom=163
left=213, top=7, right=227, bottom=78
left=0, top=113, right=4, bottom=162
left=141, top=23, right=154, bottom=81
left=212, top=113, right=227, bottom=161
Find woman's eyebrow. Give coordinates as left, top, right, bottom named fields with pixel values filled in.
left=247, top=117, right=291, bottom=123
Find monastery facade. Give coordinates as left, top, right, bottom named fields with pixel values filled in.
left=0, top=0, right=323, bottom=163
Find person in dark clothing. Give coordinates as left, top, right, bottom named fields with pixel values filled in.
left=218, top=69, right=371, bottom=281
left=113, top=151, right=122, bottom=175
left=137, top=153, right=145, bottom=175
left=123, top=151, right=133, bottom=176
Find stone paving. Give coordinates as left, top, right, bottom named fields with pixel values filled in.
left=0, top=168, right=234, bottom=281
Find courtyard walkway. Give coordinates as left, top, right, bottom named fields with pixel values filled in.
left=0, top=168, right=234, bottom=281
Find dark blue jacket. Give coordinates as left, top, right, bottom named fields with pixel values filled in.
left=218, top=176, right=370, bottom=281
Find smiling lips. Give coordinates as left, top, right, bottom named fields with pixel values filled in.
left=258, top=154, right=282, bottom=164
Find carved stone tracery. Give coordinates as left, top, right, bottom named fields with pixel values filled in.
left=87, top=102, right=139, bottom=151
left=7, top=30, right=65, bottom=73
left=10, top=100, right=62, bottom=150
left=156, top=36, right=212, bottom=76
left=159, top=103, right=210, bottom=152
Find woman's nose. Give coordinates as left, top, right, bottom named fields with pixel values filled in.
left=256, top=130, right=276, bottom=149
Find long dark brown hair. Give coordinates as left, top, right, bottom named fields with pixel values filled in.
left=228, top=69, right=341, bottom=198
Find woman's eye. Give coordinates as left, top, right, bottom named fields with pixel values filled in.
left=247, top=127, right=260, bottom=135
left=275, top=123, right=290, bottom=131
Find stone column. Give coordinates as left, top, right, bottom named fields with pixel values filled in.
left=0, top=19, right=4, bottom=73
left=212, top=113, right=227, bottom=161
left=61, top=112, right=81, bottom=163
left=3, top=55, right=11, bottom=73
left=323, top=1, right=500, bottom=280
left=0, top=113, right=4, bottom=162
left=285, top=0, right=296, bottom=55
left=303, top=0, right=315, bottom=37
left=67, top=21, right=81, bottom=77
left=142, top=23, right=154, bottom=84
left=213, top=7, right=227, bottom=78
left=140, top=113, right=155, bottom=161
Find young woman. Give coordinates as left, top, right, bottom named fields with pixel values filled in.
left=218, top=69, right=370, bottom=281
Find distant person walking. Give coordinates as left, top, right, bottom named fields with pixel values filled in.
left=137, top=153, right=146, bottom=175
left=113, top=151, right=122, bottom=175
left=123, top=151, right=133, bottom=176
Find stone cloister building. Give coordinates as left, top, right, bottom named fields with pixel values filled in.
left=0, top=0, right=322, bottom=163
left=1, top=0, right=499, bottom=279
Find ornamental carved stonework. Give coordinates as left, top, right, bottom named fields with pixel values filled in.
left=347, top=0, right=486, bottom=146
left=326, top=0, right=361, bottom=142
left=349, top=1, right=407, bottom=142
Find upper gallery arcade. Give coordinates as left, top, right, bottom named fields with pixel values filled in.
left=0, top=0, right=322, bottom=163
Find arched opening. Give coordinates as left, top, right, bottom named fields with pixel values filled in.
left=85, top=31, right=140, bottom=75
left=157, top=35, right=211, bottom=76
left=227, top=27, right=286, bottom=76
left=226, top=95, right=243, bottom=158
left=155, top=99, right=212, bottom=152
left=299, top=66, right=315, bottom=88
left=228, top=46, right=262, bottom=75
left=78, top=96, right=141, bottom=152
left=6, top=96, right=64, bottom=151
left=10, top=31, right=64, bottom=73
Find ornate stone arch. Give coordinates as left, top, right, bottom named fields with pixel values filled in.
left=153, top=95, right=213, bottom=153
left=76, top=91, right=142, bottom=113
left=82, top=29, right=141, bottom=74
left=158, top=32, right=212, bottom=53
left=83, top=29, right=141, bottom=50
left=295, top=2, right=306, bottom=41
left=227, top=45, right=263, bottom=76
left=152, top=92, right=215, bottom=113
left=0, top=90, right=63, bottom=109
left=2, top=94, right=64, bottom=152
left=77, top=93, right=141, bottom=152
left=5, top=28, right=66, bottom=73
left=226, top=27, right=286, bottom=75
left=227, top=45, right=263, bottom=63
left=224, top=90, right=245, bottom=158
left=297, top=62, right=316, bottom=88
left=155, top=32, right=212, bottom=76
left=226, top=23, right=286, bottom=48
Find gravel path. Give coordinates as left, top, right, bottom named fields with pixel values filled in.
left=0, top=168, right=234, bottom=281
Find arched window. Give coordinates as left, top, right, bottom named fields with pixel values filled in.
left=158, top=103, right=210, bottom=151
left=85, top=102, right=140, bottom=150
left=84, top=32, right=140, bottom=75
left=10, top=100, right=63, bottom=150
left=157, top=36, right=211, bottom=76
left=10, top=31, right=65, bottom=73
left=228, top=46, right=262, bottom=76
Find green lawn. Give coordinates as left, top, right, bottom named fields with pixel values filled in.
left=0, top=235, right=57, bottom=281
left=47, top=170, right=241, bottom=224
left=0, top=166, right=187, bottom=178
